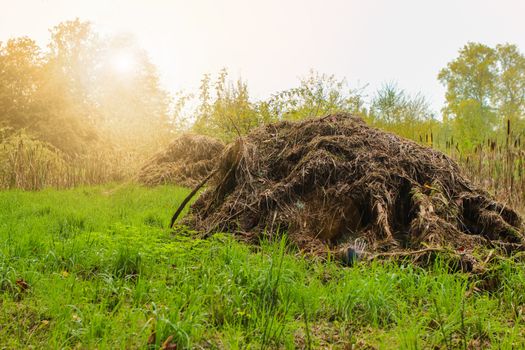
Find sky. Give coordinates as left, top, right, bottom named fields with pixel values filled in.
left=1, top=0, right=524, bottom=113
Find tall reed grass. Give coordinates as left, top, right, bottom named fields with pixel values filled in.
left=426, top=120, right=525, bottom=212
left=3, top=120, right=525, bottom=216
left=0, top=129, right=140, bottom=190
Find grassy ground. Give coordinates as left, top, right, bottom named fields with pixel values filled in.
left=1, top=185, right=525, bottom=349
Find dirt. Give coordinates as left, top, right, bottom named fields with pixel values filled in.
left=137, top=133, right=224, bottom=188
left=183, top=114, right=525, bottom=270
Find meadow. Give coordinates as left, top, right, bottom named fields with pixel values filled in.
left=1, top=184, right=525, bottom=349
left=2, top=7, right=525, bottom=350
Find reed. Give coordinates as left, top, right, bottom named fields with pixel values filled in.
left=0, top=130, right=142, bottom=190
left=3, top=118, right=525, bottom=218
left=434, top=119, right=525, bottom=212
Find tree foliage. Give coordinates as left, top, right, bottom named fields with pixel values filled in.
left=262, top=70, right=366, bottom=121
left=190, top=69, right=259, bottom=141
left=0, top=37, right=43, bottom=129
left=439, top=42, right=525, bottom=148
left=0, top=19, right=172, bottom=156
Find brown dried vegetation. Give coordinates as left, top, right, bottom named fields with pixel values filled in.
left=137, top=133, right=224, bottom=188
left=185, top=114, right=525, bottom=268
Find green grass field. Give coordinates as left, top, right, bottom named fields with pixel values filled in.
left=1, top=185, right=525, bottom=349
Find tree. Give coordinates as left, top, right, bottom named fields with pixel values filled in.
left=1, top=19, right=173, bottom=157
left=368, top=83, right=437, bottom=142
left=46, top=19, right=101, bottom=121
left=438, top=43, right=498, bottom=148
left=192, top=69, right=259, bottom=141
left=0, top=37, right=43, bottom=129
left=439, top=42, right=525, bottom=148
left=44, top=20, right=172, bottom=153
left=93, top=34, right=172, bottom=152
left=32, top=19, right=103, bottom=153
left=494, top=44, right=525, bottom=131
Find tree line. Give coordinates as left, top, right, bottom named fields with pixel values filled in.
left=2, top=19, right=525, bottom=174
left=0, top=19, right=171, bottom=158
left=182, top=44, right=525, bottom=152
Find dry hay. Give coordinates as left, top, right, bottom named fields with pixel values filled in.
left=137, top=133, right=224, bottom=188
left=183, top=114, right=525, bottom=270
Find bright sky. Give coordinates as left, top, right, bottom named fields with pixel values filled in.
left=1, top=0, right=524, bottom=113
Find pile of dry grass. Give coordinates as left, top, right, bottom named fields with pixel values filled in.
left=183, top=114, right=524, bottom=270
left=137, top=134, right=224, bottom=188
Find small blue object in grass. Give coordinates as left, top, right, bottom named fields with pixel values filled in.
left=343, top=247, right=359, bottom=266
left=341, top=238, right=367, bottom=266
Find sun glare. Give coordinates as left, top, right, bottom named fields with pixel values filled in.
left=110, top=51, right=137, bottom=74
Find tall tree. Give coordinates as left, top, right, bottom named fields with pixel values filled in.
left=438, top=43, right=498, bottom=147
left=494, top=44, right=525, bottom=131
left=439, top=42, right=525, bottom=148
left=30, top=19, right=102, bottom=153
left=0, top=38, right=43, bottom=129
left=1, top=19, right=173, bottom=155
left=94, top=34, right=172, bottom=151
left=192, top=69, right=259, bottom=141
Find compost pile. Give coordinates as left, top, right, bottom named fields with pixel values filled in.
left=137, top=134, right=224, bottom=188
left=185, top=114, right=524, bottom=268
